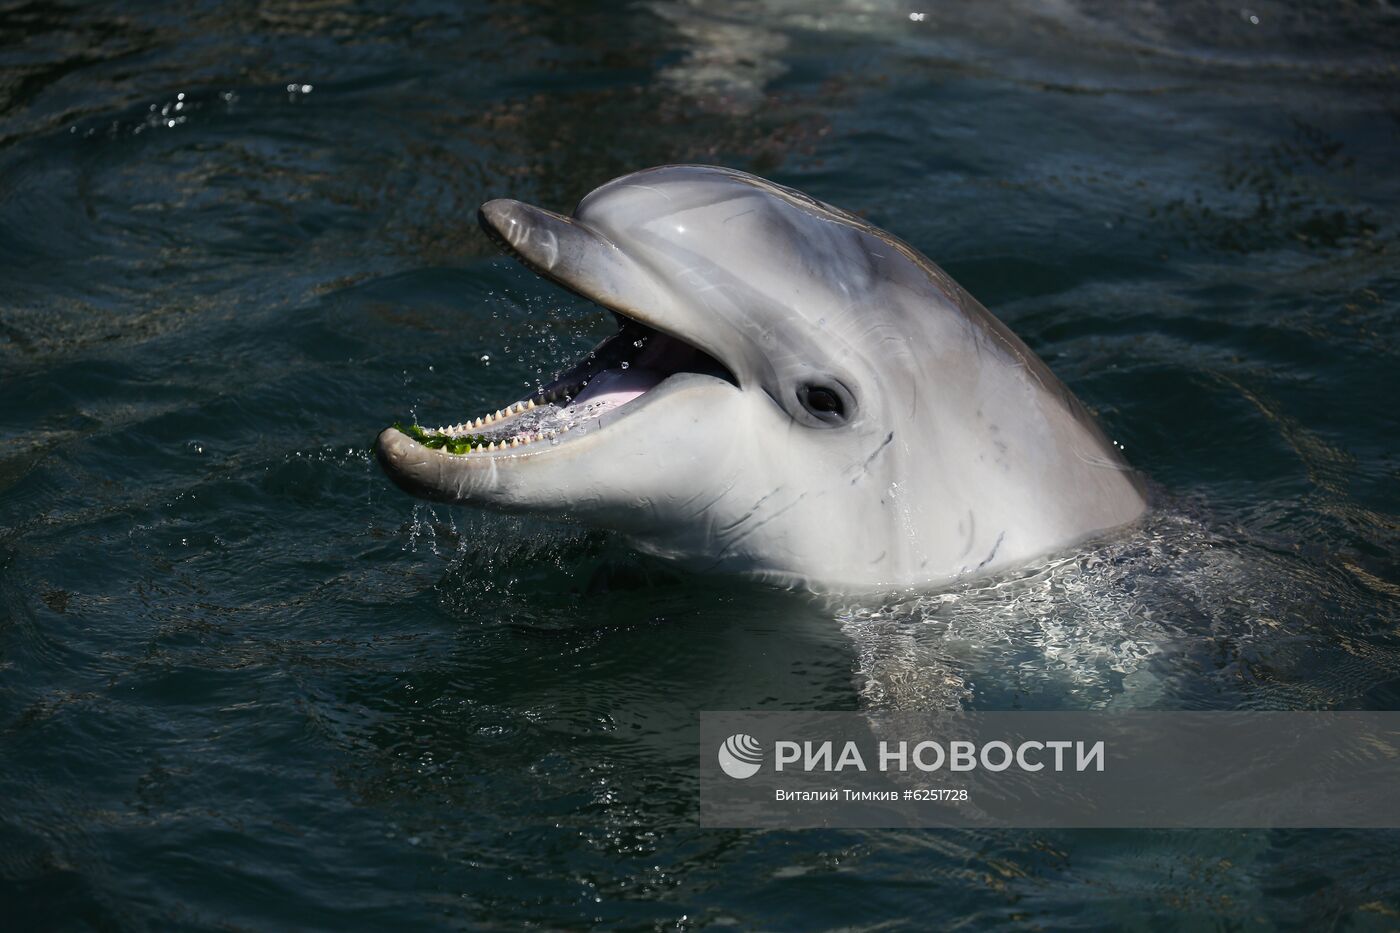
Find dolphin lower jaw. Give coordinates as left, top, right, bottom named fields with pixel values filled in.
left=375, top=360, right=740, bottom=512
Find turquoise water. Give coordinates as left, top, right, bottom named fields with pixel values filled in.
left=3, top=1, right=1399, bottom=928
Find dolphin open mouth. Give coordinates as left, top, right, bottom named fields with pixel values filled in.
left=394, top=314, right=733, bottom=455
left=381, top=205, right=737, bottom=460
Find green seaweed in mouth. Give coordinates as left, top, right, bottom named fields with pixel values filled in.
left=393, top=422, right=491, bottom=454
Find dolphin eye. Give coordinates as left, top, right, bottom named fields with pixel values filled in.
left=806, top=387, right=840, bottom=413
left=798, top=383, right=850, bottom=424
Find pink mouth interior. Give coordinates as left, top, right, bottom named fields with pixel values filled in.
left=410, top=320, right=737, bottom=452
left=569, top=331, right=716, bottom=413
left=569, top=367, right=666, bottom=411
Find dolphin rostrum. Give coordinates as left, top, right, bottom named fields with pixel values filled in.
left=376, top=165, right=1147, bottom=592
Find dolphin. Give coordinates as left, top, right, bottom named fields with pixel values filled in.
left=376, top=165, right=1146, bottom=592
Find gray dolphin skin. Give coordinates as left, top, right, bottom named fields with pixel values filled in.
left=376, top=165, right=1147, bottom=592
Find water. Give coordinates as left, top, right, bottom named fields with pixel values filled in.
left=2, top=1, right=1398, bottom=928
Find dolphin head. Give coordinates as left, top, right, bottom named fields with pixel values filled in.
left=377, top=165, right=1145, bottom=591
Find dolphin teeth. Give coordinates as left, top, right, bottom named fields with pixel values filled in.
left=512, top=402, right=524, bottom=413
left=509, top=439, right=519, bottom=448
left=526, top=399, right=535, bottom=410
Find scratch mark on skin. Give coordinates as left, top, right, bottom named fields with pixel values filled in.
left=850, top=432, right=895, bottom=484
left=958, top=509, right=975, bottom=558
left=623, top=183, right=674, bottom=202
left=708, top=493, right=809, bottom=568
left=679, top=480, right=736, bottom=516
left=718, top=488, right=782, bottom=533
left=724, top=208, right=756, bottom=224
left=974, top=531, right=1006, bottom=572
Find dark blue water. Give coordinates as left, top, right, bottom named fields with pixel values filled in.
left=3, top=1, right=1399, bottom=928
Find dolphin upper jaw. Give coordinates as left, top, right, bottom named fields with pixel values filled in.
left=476, top=198, right=741, bottom=385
